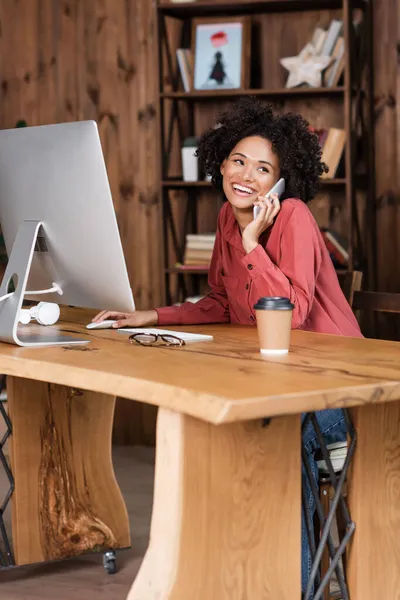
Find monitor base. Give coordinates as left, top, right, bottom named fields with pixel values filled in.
left=16, top=332, right=90, bottom=347
left=0, top=220, right=89, bottom=347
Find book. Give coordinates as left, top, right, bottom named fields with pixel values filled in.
left=185, top=248, right=213, bottom=258
left=325, top=36, right=345, bottom=87
left=176, top=48, right=192, bottom=92
left=320, top=128, right=346, bottom=179
left=315, top=441, right=347, bottom=474
left=320, top=19, right=343, bottom=57
left=185, top=241, right=215, bottom=250
left=118, top=327, right=213, bottom=343
left=185, top=50, right=194, bottom=85
left=311, top=27, right=327, bottom=55
left=309, top=127, right=328, bottom=149
left=185, top=250, right=213, bottom=263
left=175, top=263, right=209, bottom=270
left=318, top=129, right=329, bottom=149
left=186, top=233, right=216, bottom=243
left=320, top=228, right=349, bottom=267
left=329, top=54, right=345, bottom=87
left=323, top=229, right=349, bottom=260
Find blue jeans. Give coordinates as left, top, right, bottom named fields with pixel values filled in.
left=301, top=409, right=347, bottom=595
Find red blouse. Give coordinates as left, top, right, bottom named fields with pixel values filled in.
left=156, top=199, right=363, bottom=337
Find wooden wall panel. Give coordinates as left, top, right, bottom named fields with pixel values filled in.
left=0, top=0, right=163, bottom=310
left=372, top=0, right=400, bottom=340
left=0, top=0, right=162, bottom=445
left=374, top=0, right=400, bottom=294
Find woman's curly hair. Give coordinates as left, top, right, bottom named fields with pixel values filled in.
left=196, top=97, right=328, bottom=203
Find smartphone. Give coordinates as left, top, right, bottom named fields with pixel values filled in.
left=253, top=178, right=285, bottom=220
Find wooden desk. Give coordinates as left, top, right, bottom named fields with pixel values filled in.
left=1, top=307, right=399, bottom=599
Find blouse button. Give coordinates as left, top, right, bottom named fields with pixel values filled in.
left=247, top=264, right=253, bottom=270
left=245, top=283, right=249, bottom=290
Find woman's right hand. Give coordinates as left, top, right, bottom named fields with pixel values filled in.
left=92, top=309, right=158, bottom=329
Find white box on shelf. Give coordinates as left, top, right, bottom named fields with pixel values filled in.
left=181, top=137, right=198, bottom=182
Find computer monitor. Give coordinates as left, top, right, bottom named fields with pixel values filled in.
left=0, top=120, right=135, bottom=347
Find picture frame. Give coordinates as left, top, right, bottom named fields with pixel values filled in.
left=192, top=16, right=251, bottom=91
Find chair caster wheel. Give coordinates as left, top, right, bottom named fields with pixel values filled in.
left=103, top=550, right=117, bottom=575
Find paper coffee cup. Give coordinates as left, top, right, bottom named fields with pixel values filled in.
left=253, top=297, right=294, bottom=355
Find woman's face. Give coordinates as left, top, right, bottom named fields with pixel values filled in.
left=220, top=136, right=280, bottom=212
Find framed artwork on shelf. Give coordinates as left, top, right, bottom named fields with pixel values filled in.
left=192, top=16, right=251, bottom=91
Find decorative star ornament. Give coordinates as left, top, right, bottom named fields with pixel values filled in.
left=280, top=44, right=333, bottom=88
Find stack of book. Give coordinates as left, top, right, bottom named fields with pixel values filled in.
left=315, top=441, right=348, bottom=474
left=312, top=19, right=345, bottom=87
left=179, top=229, right=348, bottom=272
left=180, top=233, right=216, bottom=269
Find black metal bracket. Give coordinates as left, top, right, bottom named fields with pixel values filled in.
left=302, top=409, right=356, bottom=600
left=0, top=375, right=15, bottom=567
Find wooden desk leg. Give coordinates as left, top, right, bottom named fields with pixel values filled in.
left=348, top=400, right=400, bottom=599
left=128, top=408, right=301, bottom=600
left=7, top=376, right=130, bottom=566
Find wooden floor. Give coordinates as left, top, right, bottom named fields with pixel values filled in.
left=0, top=446, right=154, bottom=599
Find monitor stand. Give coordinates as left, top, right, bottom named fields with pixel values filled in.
left=0, top=220, right=89, bottom=347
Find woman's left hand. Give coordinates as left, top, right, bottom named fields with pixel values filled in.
left=242, top=193, right=281, bottom=254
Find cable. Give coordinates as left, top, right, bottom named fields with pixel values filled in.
left=0, top=282, right=63, bottom=304
left=25, top=282, right=63, bottom=296
left=0, top=292, right=13, bottom=303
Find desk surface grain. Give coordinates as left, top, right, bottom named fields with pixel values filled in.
left=0, top=307, right=398, bottom=424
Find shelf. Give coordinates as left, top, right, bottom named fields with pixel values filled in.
left=161, top=87, right=345, bottom=100
left=320, top=178, right=347, bottom=185
left=162, top=178, right=347, bottom=188
left=158, top=0, right=347, bottom=18
left=166, top=266, right=209, bottom=275
left=163, top=180, right=212, bottom=188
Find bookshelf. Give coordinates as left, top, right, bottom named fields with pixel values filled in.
left=156, top=0, right=375, bottom=305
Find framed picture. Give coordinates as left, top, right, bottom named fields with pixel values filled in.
left=192, top=17, right=251, bottom=91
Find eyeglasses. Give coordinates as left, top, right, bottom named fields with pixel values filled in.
left=128, top=332, right=185, bottom=347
